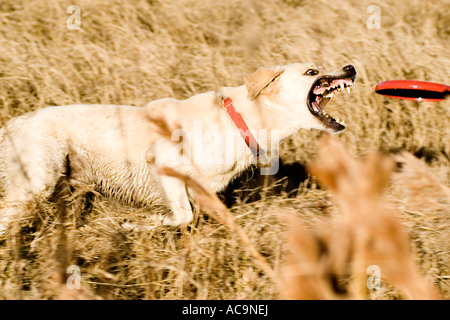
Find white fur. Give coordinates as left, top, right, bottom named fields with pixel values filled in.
left=0, top=63, right=347, bottom=235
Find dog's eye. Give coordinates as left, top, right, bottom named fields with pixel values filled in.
left=304, top=69, right=319, bottom=76
left=271, top=74, right=281, bottom=82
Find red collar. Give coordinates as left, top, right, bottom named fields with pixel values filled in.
left=223, top=97, right=264, bottom=160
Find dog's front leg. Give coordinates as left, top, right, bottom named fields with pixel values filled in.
left=149, top=139, right=193, bottom=228
left=158, top=174, right=193, bottom=228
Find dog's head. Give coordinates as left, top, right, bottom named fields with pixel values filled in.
left=245, top=63, right=356, bottom=133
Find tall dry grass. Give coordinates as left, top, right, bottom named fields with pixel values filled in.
left=0, top=0, right=448, bottom=299
left=282, top=136, right=442, bottom=299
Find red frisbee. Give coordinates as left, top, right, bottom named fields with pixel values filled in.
left=375, top=80, right=450, bottom=102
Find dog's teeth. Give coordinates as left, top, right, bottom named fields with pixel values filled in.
left=346, top=87, right=351, bottom=94
left=335, top=118, right=345, bottom=125
left=340, top=83, right=345, bottom=91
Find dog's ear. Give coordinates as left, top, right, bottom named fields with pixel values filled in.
left=245, top=67, right=284, bottom=100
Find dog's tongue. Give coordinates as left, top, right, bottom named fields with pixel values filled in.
left=313, top=95, right=328, bottom=109
left=314, top=87, right=327, bottom=95
left=311, top=101, right=322, bottom=113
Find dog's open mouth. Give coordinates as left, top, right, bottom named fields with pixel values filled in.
left=308, top=69, right=356, bottom=132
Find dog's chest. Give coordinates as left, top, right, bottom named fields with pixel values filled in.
left=201, top=152, right=253, bottom=192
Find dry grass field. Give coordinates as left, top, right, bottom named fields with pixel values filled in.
left=0, top=0, right=449, bottom=299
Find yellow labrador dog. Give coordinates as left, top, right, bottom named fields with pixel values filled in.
left=0, top=63, right=356, bottom=235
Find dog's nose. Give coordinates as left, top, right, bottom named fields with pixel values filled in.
left=343, top=65, right=356, bottom=73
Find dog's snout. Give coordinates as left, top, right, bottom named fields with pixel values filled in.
left=343, top=65, right=355, bottom=73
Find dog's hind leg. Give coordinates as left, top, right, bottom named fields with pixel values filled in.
left=0, top=170, right=68, bottom=236
left=0, top=184, right=52, bottom=237
left=0, top=191, right=29, bottom=236
left=0, top=147, right=68, bottom=237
